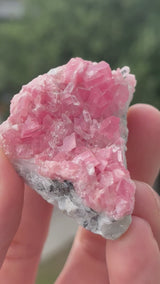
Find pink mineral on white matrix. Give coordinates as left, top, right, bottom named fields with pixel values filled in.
left=0, top=58, right=136, bottom=221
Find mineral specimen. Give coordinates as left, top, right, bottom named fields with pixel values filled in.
left=0, top=58, right=136, bottom=239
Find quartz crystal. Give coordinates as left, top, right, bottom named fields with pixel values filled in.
left=0, top=58, right=136, bottom=239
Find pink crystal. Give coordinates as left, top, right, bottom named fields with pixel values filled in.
left=0, top=58, right=136, bottom=222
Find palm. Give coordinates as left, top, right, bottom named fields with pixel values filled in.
left=0, top=104, right=159, bottom=284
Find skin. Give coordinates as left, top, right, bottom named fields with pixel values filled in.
left=0, top=104, right=159, bottom=283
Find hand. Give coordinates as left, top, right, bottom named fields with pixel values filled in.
left=0, top=104, right=159, bottom=284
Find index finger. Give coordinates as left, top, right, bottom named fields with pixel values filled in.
left=127, top=104, right=160, bottom=245
left=126, top=104, right=160, bottom=186
left=0, top=150, right=24, bottom=267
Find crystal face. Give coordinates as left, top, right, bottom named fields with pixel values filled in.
left=0, top=58, right=136, bottom=239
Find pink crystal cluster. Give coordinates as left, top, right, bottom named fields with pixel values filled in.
left=0, top=58, right=136, bottom=220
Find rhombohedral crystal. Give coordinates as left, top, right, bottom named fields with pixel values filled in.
left=0, top=58, right=136, bottom=239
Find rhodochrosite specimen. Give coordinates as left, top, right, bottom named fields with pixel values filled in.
left=0, top=58, right=136, bottom=239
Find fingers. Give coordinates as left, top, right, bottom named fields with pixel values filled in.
left=0, top=150, right=24, bottom=267
left=107, top=105, right=160, bottom=283
left=106, top=216, right=160, bottom=284
left=0, top=185, right=53, bottom=284
left=127, top=104, right=160, bottom=186
left=133, top=180, right=160, bottom=248
left=56, top=228, right=109, bottom=284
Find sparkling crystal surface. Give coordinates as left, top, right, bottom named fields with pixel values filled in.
left=0, top=58, right=136, bottom=239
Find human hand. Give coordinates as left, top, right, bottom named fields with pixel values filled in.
left=0, top=104, right=159, bottom=284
